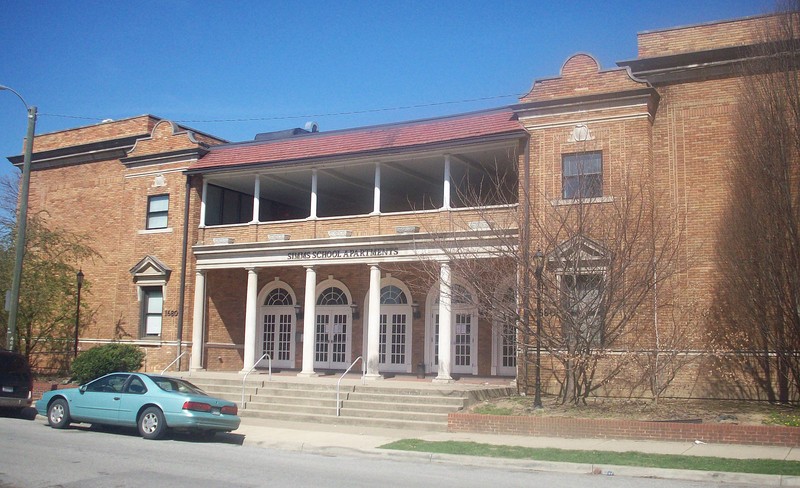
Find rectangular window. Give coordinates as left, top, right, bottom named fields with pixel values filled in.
left=146, top=195, right=169, bottom=229
left=562, top=152, right=602, bottom=199
left=561, top=274, right=604, bottom=347
left=141, top=287, right=163, bottom=337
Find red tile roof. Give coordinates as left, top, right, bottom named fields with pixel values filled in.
left=189, top=109, right=524, bottom=172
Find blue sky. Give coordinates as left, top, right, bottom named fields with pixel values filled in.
left=0, top=0, right=775, bottom=181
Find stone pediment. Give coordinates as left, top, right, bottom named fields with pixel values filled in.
left=130, top=255, right=172, bottom=284
left=550, top=235, right=610, bottom=267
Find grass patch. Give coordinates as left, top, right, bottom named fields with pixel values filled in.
left=380, top=439, right=800, bottom=476
left=766, top=412, right=800, bottom=427
left=472, top=405, right=514, bottom=416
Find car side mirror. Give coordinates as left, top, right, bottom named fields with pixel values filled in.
left=79, top=385, right=87, bottom=394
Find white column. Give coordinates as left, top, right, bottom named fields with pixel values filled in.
left=190, top=270, right=206, bottom=371
left=241, top=268, right=258, bottom=373
left=298, top=266, right=318, bottom=377
left=251, top=176, right=260, bottom=224
left=435, top=262, right=454, bottom=383
left=372, top=163, right=381, bottom=215
left=310, top=169, right=318, bottom=219
left=364, top=264, right=382, bottom=380
left=199, top=179, right=208, bottom=227
left=442, top=154, right=451, bottom=210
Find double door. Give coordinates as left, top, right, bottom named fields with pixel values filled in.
left=427, top=311, right=476, bottom=375
left=314, top=307, right=351, bottom=369
left=259, top=308, right=294, bottom=368
left=379, top=308, right=410, bottom=372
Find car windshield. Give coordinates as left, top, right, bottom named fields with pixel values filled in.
left=147, top=375, right=207, bottom=395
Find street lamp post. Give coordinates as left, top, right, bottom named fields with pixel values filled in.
left=533, top=249, right=544, bottom=409
left=74, top=270, right=84, bottom=359
left=1, top=85, right=37, bottom=352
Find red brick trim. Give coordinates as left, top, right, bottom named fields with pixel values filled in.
left=448, top=413, right=800, bottom=447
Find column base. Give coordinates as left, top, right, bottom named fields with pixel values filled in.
left=189, top=367, right=206, bottom=372
left=433, top=375, right=454, bottom=384
left=296, top=371, right=319, bottom=378
left=362, top=373, right=384, bottom=381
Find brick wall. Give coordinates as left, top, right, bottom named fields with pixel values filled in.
left=636, top=14, right=790, bottom=58
left=31, top=115, right=158, bottom=152
left=32, top=381, right=78, bottom=400
left=449, top=413, right=800, bottom=447
left=25, top=118, right=213, bottom=372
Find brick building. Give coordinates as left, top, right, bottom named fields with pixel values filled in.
left=7, top=14, right=798, bottom=398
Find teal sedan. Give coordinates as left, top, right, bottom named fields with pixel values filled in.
left=35, top=373, right=240, bottom=440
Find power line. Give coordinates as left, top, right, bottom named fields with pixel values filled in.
left=38, top=92, right=524, bottom=125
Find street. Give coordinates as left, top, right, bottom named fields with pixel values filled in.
left=0, top=413, right=761, bottom=488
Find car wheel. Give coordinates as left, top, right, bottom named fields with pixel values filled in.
left=138, top=407, right=166, bottom=440
left=47, top=398, right=71, bottom=429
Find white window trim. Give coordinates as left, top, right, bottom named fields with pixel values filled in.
left=138, top=227, right=174, bottom=235
left=551, top=196, right=614, bottom=206
left=139, top=285, right=165, bottom=338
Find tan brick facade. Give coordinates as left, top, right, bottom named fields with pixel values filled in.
left=10, top=14, right=797, bottom=399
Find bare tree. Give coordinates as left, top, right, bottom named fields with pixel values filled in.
left=405, top=147, right=686, bottom=405
left=708, top=6, right=800, bottom=403
left=0, top=173, right=20, bottom=241
left=531, top=154, right=685, bottom=405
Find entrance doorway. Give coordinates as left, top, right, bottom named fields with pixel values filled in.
left=314, top=282, right=352, bottom=370
left=425, top=282, right=478, bottom=375
left=257, top=283, right=296, bottom=369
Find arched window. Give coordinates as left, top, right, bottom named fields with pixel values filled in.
left=380, top=285, right=408, bottom=305
left=317, top=287, right=349, bottom=306
left=264, top=288, right=293, bottom=306
left=434, top=284, right=473, bottom=305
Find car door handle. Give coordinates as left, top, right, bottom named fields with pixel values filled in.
left=113, top=397, right=120, bottom=401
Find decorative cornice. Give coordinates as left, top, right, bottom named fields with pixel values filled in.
left=7, top=135, right=145, bottom=170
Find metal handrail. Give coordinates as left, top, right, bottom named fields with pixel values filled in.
left=336, top=356, right=363, bottom=417
left=161, top=351, right=188, bottom=374
left=241, top=353, right=271, bottom=407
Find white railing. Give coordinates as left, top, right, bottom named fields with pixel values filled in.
left=160, top=351, right=188, bottom=374
left=241, top=353, right=271, bottom=407
left=336, top=356, right=364, bottom=417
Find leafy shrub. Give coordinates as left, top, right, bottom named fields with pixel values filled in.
left=71, top=343, right=145, bottom=384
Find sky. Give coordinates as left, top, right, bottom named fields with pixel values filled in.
left=0, top=0, right=777, bottom=182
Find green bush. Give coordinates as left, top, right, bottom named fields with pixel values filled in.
left=71, top=343, right=145, bottom=384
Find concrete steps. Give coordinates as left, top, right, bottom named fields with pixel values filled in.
left=181, top=374, right=512, bottom=432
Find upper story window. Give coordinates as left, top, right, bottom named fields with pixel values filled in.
left=562, top=152, right=602, bottom=200
left=146, top=195, right=169, bottom=229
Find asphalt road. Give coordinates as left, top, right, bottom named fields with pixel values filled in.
left=0, top=412, right=760, bottom=488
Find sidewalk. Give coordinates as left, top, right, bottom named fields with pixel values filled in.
left=233, top=416, right=800, bottom=486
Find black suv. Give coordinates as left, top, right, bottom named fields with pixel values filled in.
left=0, top=349, right=33, bottom=414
